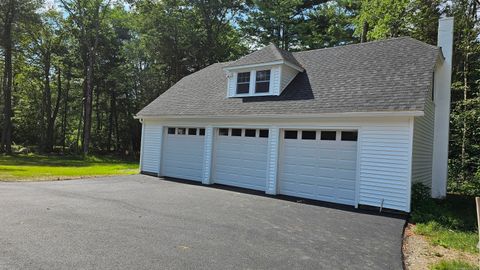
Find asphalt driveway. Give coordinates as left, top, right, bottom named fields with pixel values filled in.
left=0, top=175, right=405, bottom=270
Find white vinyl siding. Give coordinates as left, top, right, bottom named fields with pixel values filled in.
left=412, top=100, right=435, bottom=188
left=280, top=65, right=299, bottom=93
left=227, top=73, right=237, bottom=97
left=270, top=66, right=281, bottom=95
left=162, top=130, right=205, bottom=181
left=357, top=122, right=413, bottom=212
left=140, top=122, right=163, bottom=174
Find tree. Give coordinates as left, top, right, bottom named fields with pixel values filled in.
left=0, top=0, right=41, bottom=154
left=240, top=0, right=357, bottom=50
left=447, top=0, right=480, bottom=194
left=59, top=0, right=111, bottom=155
left=354, top=0, right=442, bottom=43
left=29, top=9, right=66, bottom=152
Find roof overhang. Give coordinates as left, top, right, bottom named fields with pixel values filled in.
left=134, top=111, right=424, bottom=120
left=224, top=60, right=304, bottom=72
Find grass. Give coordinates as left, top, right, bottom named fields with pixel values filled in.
left=410, top=183, right=479, bottom=254
left=0, top=154, right=139, bottom=181
left=429, top=259, right=478, bottom=270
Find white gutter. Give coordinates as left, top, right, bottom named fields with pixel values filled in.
left=134, top=111, right=424, bottom=120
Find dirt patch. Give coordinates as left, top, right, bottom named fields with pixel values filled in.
left=403, top=224, right=479, bottom=269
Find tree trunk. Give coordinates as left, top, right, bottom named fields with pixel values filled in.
left=361, top=21, right=369, bottom=43
left=1, top=4, right=13, bottom=154
left=82, top=46, right=95, bottom=155
left=61, top=66, right=71, bottom=152
left=43, top=51, right=53, bottom=152
left=460, top=53, right=469, bottom=183
left=107, top=83, right=115, bottom=152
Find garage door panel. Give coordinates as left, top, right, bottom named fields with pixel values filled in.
left=213, top=129, right=268, bottom=191
left=162, top=131, right=205, bottom=182
left=279, top=129, right=358, bottom=206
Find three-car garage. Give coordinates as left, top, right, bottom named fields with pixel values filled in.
left=148, top=125, right=359, bottom=207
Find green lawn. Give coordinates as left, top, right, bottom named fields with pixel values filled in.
left=0, top=154, right=139, bottom=181
left=410, top=183, right=479, bottom=254
left=429, top=260, right=478, bottom=270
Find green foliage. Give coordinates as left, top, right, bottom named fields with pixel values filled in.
left=241, top=0, right=358, bottom=50
left=429, top=259, right=478, bottom=270
left=355, top=0, right=442, bottom=42
left=447, top=0, right=480, bottom=195
left=410, top=183, right=479, bottom=253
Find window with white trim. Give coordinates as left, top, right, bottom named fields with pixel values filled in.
left=236, top=72, right=250, bottom=94
left=255, top=70, right=270, bottom=93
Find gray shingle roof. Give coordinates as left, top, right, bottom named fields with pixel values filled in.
left=137, top=37, right=441, bottom=117
left=225, top=43, right=303, bottom=69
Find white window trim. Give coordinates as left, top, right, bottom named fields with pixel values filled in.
left=233, top=69, right=274, bottom=97
left=254, top=70, right=271, bottom=94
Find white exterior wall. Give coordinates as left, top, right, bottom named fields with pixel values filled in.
left=280, top=65, right=299, bottom=93
left=412, top=100, right=435, bottom=188
left=432, top=17, right=454, bottom=198
left=270, top=66, right=281, bottom=95
left=357, top=120, right=413, bottom=212
left=140, top=116, right=414, bottom=212
left=140, top=121, right=163, bottom=175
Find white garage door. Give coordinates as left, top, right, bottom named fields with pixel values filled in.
left=279, top=130, right=358, bottom=206
left=162, top=127, right=205, bottom=182
left=213, top=128, right=269, bottom=191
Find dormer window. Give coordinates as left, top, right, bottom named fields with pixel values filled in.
left=255, top=70, right=270, bottom=93
left=236, top=72, right=250, bottom=94
left=224, top=43, right=304, bottom=98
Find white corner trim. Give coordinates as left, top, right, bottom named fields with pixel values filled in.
left=157, top=125, right=165, bottom=177
left=202, top=126, right=214, bottom=185
left=406, top=117, right=415, bottom=212
left=139, top=122, right=145, bottom=171
left=265, top=127, right=280, bottom=195
left=354, top=127, right=363, bottom=208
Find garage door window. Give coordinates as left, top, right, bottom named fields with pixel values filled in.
left=320, top=131, right=336, bottom=141
left=177, top=128, right=186, bottom=135
left=341, top=131, right=358, bottom=141
left=245, top=129, right=256, bottom=137
left=284, top=130, right=298, bottom=139
left=231, top=128, right=242, bottom=136
left=167, top=127, right=175, bottom=134
left=199, top=128, right=205, bottom=136
left=219, top=128, right=229, bottom=136
left=188, top=128, right=197, bottom=135
left=302, top=131, right=316, bottom=140
left=259, top=129, right=269, bottom=138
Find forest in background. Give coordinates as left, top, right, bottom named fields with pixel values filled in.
left=0, top=0, right=478, bottom=194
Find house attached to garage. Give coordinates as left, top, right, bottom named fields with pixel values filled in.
left=136, top=18, right=454, bottom=213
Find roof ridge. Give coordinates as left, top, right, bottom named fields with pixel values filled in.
left=292, top=36, right=438, bottom=56
left=268, top=43, right=288, bottom=61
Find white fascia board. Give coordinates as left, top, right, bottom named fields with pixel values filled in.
left=136, top=111, right=424, bottom=121
left=224, top=60, right=304, bottom=73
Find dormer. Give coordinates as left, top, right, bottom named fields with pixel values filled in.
left=224, top=44, right=304, bottom=98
